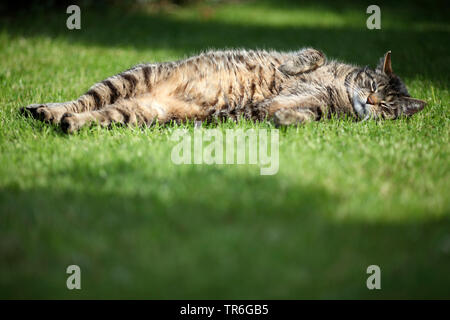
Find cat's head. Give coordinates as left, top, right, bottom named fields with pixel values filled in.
left=350, top=51, right=426, bottom=120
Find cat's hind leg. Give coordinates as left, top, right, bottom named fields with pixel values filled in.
left=21, top=77, right=129, bottom=124
left=21, top=101, right=87, bottom=124
left=60, top=98, right=159, bottom=134
left=60, top=94, right=206, bottom=133
left=21, top=64, right=161, bottom=124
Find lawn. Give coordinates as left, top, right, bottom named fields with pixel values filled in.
left=0, top=0, right=449, bottom=299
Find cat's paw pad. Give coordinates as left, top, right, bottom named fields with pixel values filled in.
left=60, top=113, right=79, bottom=134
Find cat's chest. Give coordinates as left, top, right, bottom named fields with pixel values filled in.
left=298, top=66, right=336, bottom=85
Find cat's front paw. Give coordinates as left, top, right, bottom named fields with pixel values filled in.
left=278, top=49, right=326, bottom=76
left=273, top=109, right=312, bottom=126
left=274, top=109, right=298, bottom=126
left=308, top=49, right=326, bottom=68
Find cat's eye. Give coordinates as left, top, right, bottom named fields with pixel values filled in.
left=370, top=81, right=377, bottom=92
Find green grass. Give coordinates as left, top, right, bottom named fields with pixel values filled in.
left=0, top=0, right=449, bottom=299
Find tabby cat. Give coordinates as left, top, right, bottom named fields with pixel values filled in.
left=22, top=48, right=426, bottom=133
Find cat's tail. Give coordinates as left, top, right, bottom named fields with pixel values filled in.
left=20, top=62, right=175, bottom=123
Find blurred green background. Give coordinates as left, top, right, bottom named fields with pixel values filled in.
left=0, top=0, right=449, bottom=299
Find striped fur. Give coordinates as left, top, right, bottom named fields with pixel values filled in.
left=22, top=48, right=426, bottom=133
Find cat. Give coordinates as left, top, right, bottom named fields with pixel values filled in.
left=21, top=48, right=426, bottom=133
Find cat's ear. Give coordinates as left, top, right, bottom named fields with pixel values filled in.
left=377, top=51, right=393, bottom=75
left=399, top=97, right=426, bottom=115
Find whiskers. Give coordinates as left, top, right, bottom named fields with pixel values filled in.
left=345, top=79, right=379, bottom=121
left=363, top=104, right=376, bottom=121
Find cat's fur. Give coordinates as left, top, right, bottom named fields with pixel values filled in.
left=22, top=48, right=426, bottom=133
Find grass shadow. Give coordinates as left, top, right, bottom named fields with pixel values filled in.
left=1, top=160, right=449, bottom=298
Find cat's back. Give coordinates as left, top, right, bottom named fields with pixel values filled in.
left=176, top=49, right=290, bottom=78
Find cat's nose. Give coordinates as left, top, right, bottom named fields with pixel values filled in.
left=367, top=94, right=377, bottom=105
